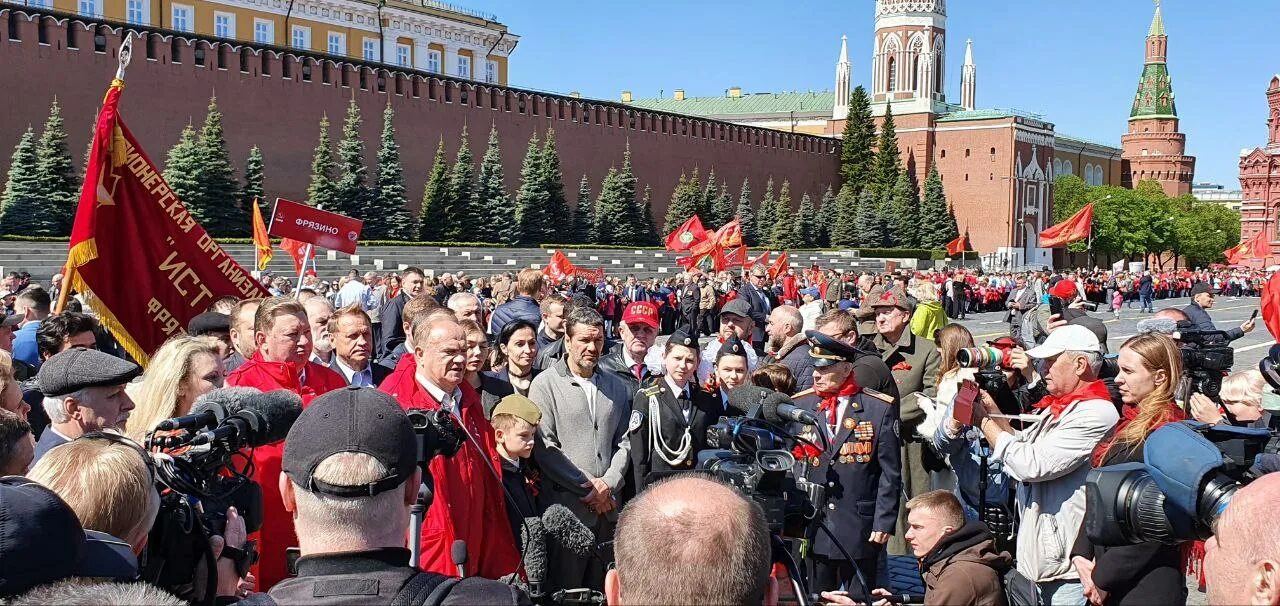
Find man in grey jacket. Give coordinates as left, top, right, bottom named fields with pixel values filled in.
left=527, top=306, right=632, bottom=594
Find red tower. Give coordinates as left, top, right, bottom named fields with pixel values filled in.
left=1120, top=1, right=1195, bottom=196
left=1237, top=76, right=1280, bottom=266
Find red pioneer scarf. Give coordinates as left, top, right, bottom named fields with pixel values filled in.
left=1091, top=400, right=1186, bottom=468
left=816, top=372, right=860, bottom=425
left=1032, top=379, right=1112, bottom=420
left=67, top=79, right=268, bottom=365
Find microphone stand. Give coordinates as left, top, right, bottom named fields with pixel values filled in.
left=408, top=478, right=434, bottom=567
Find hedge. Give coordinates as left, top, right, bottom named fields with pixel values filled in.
left=540, top=243, right=664, bottom=251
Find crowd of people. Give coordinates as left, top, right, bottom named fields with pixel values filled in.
left=0, top=259, right=1276, bottom=606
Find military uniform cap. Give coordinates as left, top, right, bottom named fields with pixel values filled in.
left=870, top=286, right=913, bottom=311
left=38, top=347, right=142, bottom=397
left=668, top=327, right=698, bottom=350
left=492, top=394, right=543, bottom=426
left=718, top=334, right=748, bottom=360
left=805, top=330, right=862, bottom=367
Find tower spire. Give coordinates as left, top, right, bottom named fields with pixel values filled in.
left=1148, top=0, right=1165, bottom=37
left=960, top=39, right=976, bottom=111
left=1121, top=0, right=1194, bottom=196
left=1130, top=0, right=1174, bottom=119
left=833, top=35, right=852, bottom=119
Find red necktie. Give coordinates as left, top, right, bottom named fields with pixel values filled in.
left=633, top=363, right=644, bottom=381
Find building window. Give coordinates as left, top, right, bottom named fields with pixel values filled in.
left=396, top=43, right=410, bottom=67
left=291, top=25, right=310, bottom=49
left=1063, top=160, right=1073, bottom=175
left=362, top=38, right=377, bottom=61
left=171, top=4, right=192, bottom=33
left=886, top=56, right=897, bottom=92
left=327, top=32, right=345, bottom=56
left=456, top=54, right=471, bottom=78
left=214, top=12, right=233, bottom=38
left=1053, top=158, right=1062, bottom=176
left=253, top=19, right=273, bottom=44
left=126, top=0, right=147, bottom=25
left=427, top=49, right=441, bottom=73
left=485, top=60, right=497, bottom=83
left=78, top=0, right=101, bottom=18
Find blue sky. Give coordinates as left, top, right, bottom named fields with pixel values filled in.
left=465, top=0, right=1279, bottom=187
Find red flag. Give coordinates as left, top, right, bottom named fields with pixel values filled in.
left=1039, top=202, right=1094, bottom=248
left=664, top=215, right=708, bottom=252
left=65, top=78, right=269, bottom=364
left=713, top=218, right=744, bottom=248
left=724, top=245, right=748, bottom=268
left=279, top=237, right=315, bottom=274
left=1224, top=231, right=1267, bottom=265
left=251, top=198, right=273, bottom=271
left=945, top=234, right=967, bottom=256
left=768, top=251, right=790, bottom=280
left=748, top=250, right=771, bottom=270
left=542, top=250, right=576, bottom=282
left=1223, top=240, right=1249, bottom=265
left=1263, top=271, right=1280, bottom=339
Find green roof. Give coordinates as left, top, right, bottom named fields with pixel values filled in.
left=1056, top=133, right=1120, bottom=151
left=1129, top=62, right=1177, bottom=120
left=627, top=91, right=836, bottom=117
left=936, top=107, right=1046, bottom=122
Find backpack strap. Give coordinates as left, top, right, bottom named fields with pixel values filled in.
left=391, top=571, right=460, bottom=606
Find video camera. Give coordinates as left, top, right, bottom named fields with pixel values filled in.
left=1084, top=421, right=1280, bottom=546
left=1174, top=327, right=1234, bottom=402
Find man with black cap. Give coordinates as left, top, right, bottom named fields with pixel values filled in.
left=1185, top=281, right=1255, bottom=342
left=188, top=310, right=233, bottom=357
left=696, top=298, right=760, bottom=385
left=796, top=330, right=901, bottom=603
left=30, top=347, right=140, bottom=467
left=258, top=387, right=529, bottom=605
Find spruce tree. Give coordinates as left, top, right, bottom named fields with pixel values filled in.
left=710, top=181, right=733, bottom=229
left=613, top=144, right=643, bottom=246
left=795, top=192, right=817, bottom=248
left=571, top=174, right=594, bottom=244
left=306, top=115, right=340, bottom=210
left=701, top=169, right=719, bottom=225
left=888, top=171, right=919, bottom=248
left=34, top=99, right=77, bottom=235
left=855, top=188, right=887, bottom=247
left=756, top=178, right=777, bottom=247
left=542, top=128, right=570, bottom=239
left=662, top=172, right=700, bottom=234
left=769, top=180, right=800, bottom=249
left=371, top=104, right=414, bottom=241
left=872, top=103, right=901, bottom=199
left=840, top=86, right=875, bottom=198
left=242, top=145, right=265, bottom=211
left=593, top=167, right=622, bottom=245
left=163, top=124, right=202, bottom=217
left=417, top=138, right=450, bottom=241
left=512, top=132, right=549, bottom=246
left=0, top=128, right=44, bottom=235
left=193, top=96, right=242, bottom=236
left=829, top=185, right=859, bottom=248
left=944, top=204, right=961, bottom=243
left=473, top=125, right=513, bottom=244
left=734, top=178, right=756, bottom=246
left=639, top=184, right=660, bottom=246
left=443, top=125, right=475, bottom=242
left=815, top=185, right=837, bottom=248
left=917, top=163, right=952, bottom=248
left=333, top=98, right=369, bottom=222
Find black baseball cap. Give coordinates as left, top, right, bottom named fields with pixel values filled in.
left=282, top=387, right=418, bottom=498
left=187, top=311, right=231, bottom=336
left=1190, top=282, right=1219, bottom=296
left=0, top=477, right=139, bottom=598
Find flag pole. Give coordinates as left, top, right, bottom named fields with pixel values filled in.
left=56, top=33, right=134, bottom=315
left=294, top=243, right=312, bottom=298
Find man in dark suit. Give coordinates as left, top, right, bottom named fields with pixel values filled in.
left=679, top=273, right=702, bottom=335
left=738, top=265, right=773, bottom=355
left=597, top=302, right=661, bottom=395
left=327, top=305, right=391, bottom=387
left=793, top=331, right=901, bottom=604
left=376, top=266, right=426, bottom=358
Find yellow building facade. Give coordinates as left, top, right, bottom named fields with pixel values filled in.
left=34, top=0, right=515, bottom=84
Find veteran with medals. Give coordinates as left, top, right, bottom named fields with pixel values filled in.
left=796, top=330, right=902, bottom=604
left=627, top=328, right=721, bottom=492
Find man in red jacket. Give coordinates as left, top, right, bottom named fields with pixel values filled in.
left=227, top=296, right=346, bottom=591
left=380, top=316, right=520, bottom=579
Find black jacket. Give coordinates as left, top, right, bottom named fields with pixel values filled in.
left=477, top=368, right=542, bottom=418
left=628, top=380, right=721, bottom=492
left=596, top=346, right=657, bottom=396
left=500, top=458, right=540, bottom=556
left=377, top=292, right=410, bottom=358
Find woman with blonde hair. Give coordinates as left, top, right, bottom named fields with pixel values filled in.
left=909, top=280, right=948, bottom=340
left=126, top=336, right=225, bottom=443
left=1072, top=332, right=1187, bottom=606
left=1191, top=369, right=1268, bottom=427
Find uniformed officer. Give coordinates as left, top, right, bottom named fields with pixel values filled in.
left=679, top=273, right=703, bottom=336
left=627, top=328, right=720, bottom=492
left=794, top=330, right=901, bottom=604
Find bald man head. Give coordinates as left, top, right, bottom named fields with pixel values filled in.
left=1205, top=472, right=1280, bottom=605
left=605, top=475, right=777, bottom=606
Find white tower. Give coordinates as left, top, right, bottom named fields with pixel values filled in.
left=872, top=0, right=947, bottom=115
left=960, top=38, right=976, bottom=111
left=833, top=35, right=852, bottom=119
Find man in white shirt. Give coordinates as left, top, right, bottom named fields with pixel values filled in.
left=327, top=304, right=389, bottom=387
left=697, top=299, right=759, bottom=384
left=332, top=269, right=370, bottom=309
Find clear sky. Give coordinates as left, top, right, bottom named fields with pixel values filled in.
left=464, top=0, right=1279, bottom=187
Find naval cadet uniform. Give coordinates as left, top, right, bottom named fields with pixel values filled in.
left=794, top=331, right=902, bottom=602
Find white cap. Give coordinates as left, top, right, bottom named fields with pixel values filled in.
left=1024, top=325, right=1102, bottom=359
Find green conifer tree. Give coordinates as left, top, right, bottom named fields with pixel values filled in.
left=34, top=99, right=77, bottom=235
left=192, top=96, right=242, bottom=235
left=417, top=138, right=450, bottom=241
left=370, top=104, right=414, bottom=241
left=872, top=103, right=901, bottom=199
left=571, top=174, right=594, bottom=244
left=242, top=145, right=265, bottom=211
left=306, top=115, right=339, bottom=210
left=593, top=167, right=622, bottom=245
left=541, top=128, right=570, bottom=239
left=473, top=125, right=514, bottom=244
left=888, top=172, right=919, bottom=248
left=512, top=131, right=549, bottom=246
left=711, top=181, right=733, bottom=229
left=815, top=185, right=837, bottom=248
left=944, top=204, right=961, bottom=243
left=734, top=178, right=756, bottom=246
left=701, top=169, right=719, bottom=224
left=829, top=185, right=859, bottom=248
left=639, top=184, right=660, bottom=246
left=855, top=188, right=887, bottom=247
left=840, top=86, right=875, bottom=198
left=163, top=124, right=202, bottom=217
left=795, top=192, right=817, bottom=248
left=443, top=125, right=474, bottom=242
left=0, top=129, right=44, bottom=235
left=613, top=144, right=643, bottom=246
left=662, top=172, right=700, bottom=234
left=917, top=163, right=952, bottom=248
left=756, top=178, right=777, bottom=247
left=770, top=180, right=803, bottom=249
left=333, top=98, right=369, bottom=222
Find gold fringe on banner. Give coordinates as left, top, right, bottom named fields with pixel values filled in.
left=66, top=238, right=99, bottom=269
left=68, top=268, right=151, bottom=368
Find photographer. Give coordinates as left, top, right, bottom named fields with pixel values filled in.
left=1070, top=333, right=1188, bottom=606
left=1202, top=473, right=1280, bottom=606
left=1191, top=370, right=1269, bottom=428
left=1184, top=282, right=1254, bottom=342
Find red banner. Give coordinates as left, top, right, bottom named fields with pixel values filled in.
left=269, top=197, right=363, bottom=255
left=251, top=198, right=272, bottom=271
left=280, top=237, right=315, bottom=274
left=1263, top=271, right=1280, bottom=339
left=664, top=215, right=708, bottom=253
left=768, top=251, right=790, bottom=280
left=945, top=234, right=968, bottom=256
left=66, top=79, right=269, bottom=365
left=1039, top=202, right=1094, bottom=248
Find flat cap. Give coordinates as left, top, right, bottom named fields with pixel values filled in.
left=38, top=347, right=141, bottom=397
left=492, top=394, right=542, bottom=426
left=720, top=298, right=752, bottom=319
left=187, top=311, right=231, bottom=336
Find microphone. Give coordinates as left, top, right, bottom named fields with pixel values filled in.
left=727, top=385, right=821, bottom=426
left=541, top=504, right=597, bottom=557
left=191, top=389, right=302, bottom=449
left=520, top=517, right=547, bottom=595
left=451, top=539, right=468, bottom=578
left=155, top=387, right=257, bottom=431
left=1136, top=317, right=1178, bottom=336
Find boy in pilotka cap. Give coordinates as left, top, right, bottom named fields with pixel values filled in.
left=491, top=394, right=543, bottom=555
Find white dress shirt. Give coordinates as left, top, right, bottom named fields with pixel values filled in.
left=416, top=374, right=462, bottom=416
left=664, top=375, right=692, bottom=422
left=335, top=357, right=373, bottom=387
